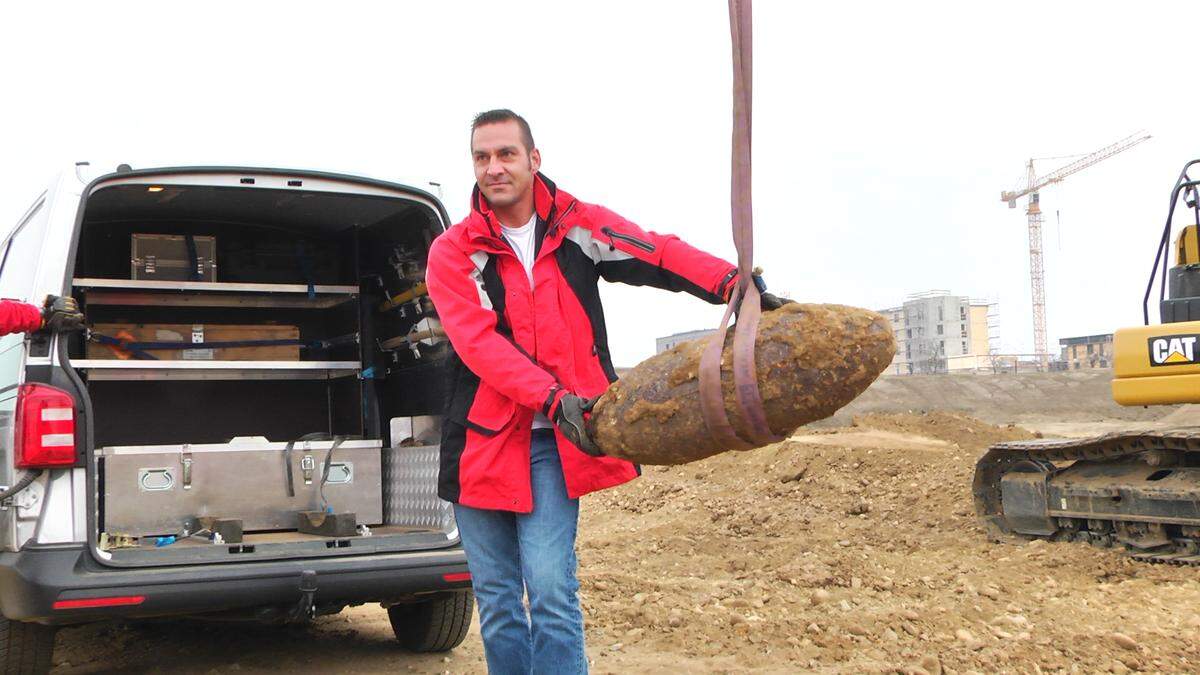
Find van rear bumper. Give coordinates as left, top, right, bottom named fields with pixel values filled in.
left=0, top=544, right=470, bottom=625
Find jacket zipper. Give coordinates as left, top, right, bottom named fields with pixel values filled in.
left=601, top=227, right=655, bottom=253
left=531, top=200, right=578, bottom=262
left=549, top=200, right=578, bottom=232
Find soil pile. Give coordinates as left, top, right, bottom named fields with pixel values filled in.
left=828, top=370, right=1173, bottom=426
left=849, top=411, right=1039, bottom=450
left=575, top=413, right=1200, bottom=674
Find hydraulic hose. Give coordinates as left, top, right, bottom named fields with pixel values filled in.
left=0, top=470, right=43, bottom=502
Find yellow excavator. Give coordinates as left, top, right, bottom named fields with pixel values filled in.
left=974, top=161, right=1200, bottom=564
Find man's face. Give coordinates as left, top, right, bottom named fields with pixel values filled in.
left=471, top=120, right=541, bottom=209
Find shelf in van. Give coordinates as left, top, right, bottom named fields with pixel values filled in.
left=70, top=359, right=360, bottom=381
left=72, top=278, right=358, bottom=309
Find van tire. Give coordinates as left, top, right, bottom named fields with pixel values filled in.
left=0, top=617, right=56, bottom=675
left=387, top=591, right=473, bottom=652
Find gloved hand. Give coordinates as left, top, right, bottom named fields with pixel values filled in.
left=759, top=290, right=791, bottom=311
left=751, top=271, right=793, bottom=312
left=41, top=295, right=85, bottom=333
left=552, top=393, right=603, bottom=457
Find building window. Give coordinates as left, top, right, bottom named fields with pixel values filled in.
left=906, top=329, right=912, bottom=338
left=936, top=325, right=943, bottom=335
left=962, top=341, right=967, bottom=353
left=1087, top=344, right=1094, bottom=355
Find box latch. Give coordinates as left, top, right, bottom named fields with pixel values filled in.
left=180, top=444, right=193, bottom=490
left=301, top=441, right=316, bottom=485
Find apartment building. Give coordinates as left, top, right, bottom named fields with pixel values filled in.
left=878, top=291, right=996, bottom=374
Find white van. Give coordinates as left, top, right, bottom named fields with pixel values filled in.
left=0, top=164, right=471, bottom=672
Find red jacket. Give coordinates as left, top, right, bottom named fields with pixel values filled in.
left=426, top=175, right=738, bottom=512
left=0, top=300, right=41, bottom=336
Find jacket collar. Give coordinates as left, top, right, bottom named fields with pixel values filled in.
left=466, top=173, right=569, bottom=246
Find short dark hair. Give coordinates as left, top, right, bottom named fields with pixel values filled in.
left=471, top=109, right=535, bottom=152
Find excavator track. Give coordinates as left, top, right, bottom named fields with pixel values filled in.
left=973, top=427, right=1200, bottom=565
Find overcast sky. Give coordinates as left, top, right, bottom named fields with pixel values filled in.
left=2, top=1, right=1197, bottom=366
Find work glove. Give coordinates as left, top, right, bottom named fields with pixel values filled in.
left=750, top=271, right=794, bottom=312
left=552, top=393, right=603, bottom=457
left=759, top=289, right=790, bottom=311
left=41, top=295, right=85, bottom=333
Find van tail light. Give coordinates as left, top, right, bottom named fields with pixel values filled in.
left=14, top=384, right=77, bottom=469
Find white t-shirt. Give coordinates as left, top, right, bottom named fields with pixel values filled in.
left=500, top=214, right=554, bottom=430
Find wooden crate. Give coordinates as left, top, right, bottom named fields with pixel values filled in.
left=87, top=323, right=301, bottom=361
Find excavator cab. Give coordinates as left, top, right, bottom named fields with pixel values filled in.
left=974, top=161, right=1200, bottom=561
left=1113, top=162, right=1200, bottom=405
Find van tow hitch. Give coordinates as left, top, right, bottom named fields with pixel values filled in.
left=286, top=570, right=318, bottom=623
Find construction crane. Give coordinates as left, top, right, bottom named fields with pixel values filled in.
left=1000, top=131, right=1151, bottom=367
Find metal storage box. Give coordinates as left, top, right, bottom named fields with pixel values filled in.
left=382, top=443, right=454, bottom=533
left=100, top=438, right=382, bottom=537
left=131, top=234, right=217, bottom=281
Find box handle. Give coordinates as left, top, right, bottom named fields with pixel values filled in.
left=320, top=461, right=354, bottom=485
left=138, top=468, right=175, bottom=492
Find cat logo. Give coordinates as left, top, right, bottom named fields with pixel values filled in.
left=1149, top=334, right=1200, bottom=366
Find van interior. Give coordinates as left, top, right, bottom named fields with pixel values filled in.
left=66, top=179, right=455, bottom=566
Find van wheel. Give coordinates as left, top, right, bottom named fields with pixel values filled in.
left=0, top=617, right=56, bottom=675
left=387, top=591, right=473, bottom=652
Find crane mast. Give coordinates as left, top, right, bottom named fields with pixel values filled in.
left=1000, top=132, right=1151, bottom=367
left=1025, top=160, right=1048, bottom=368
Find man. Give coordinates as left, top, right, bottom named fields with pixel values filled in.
left=0, top=296, right=84, bottom=335
left=426, top=109, right=783, bottom=674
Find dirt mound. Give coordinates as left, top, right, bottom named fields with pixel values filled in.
left=573, top=412, right=1200, bottom=674
left=825, top=370, right=1174, bottom=427
left=1155, top=403, right=1200, bottom=427
left=850, top=411, right=1039, bottom=451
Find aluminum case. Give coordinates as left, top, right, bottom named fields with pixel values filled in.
left=100, top=438, right=382, bottom=537
left=131, top=233, right=217, bottom=281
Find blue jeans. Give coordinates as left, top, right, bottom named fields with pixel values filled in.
left=453, top=429, right=587, bottom=675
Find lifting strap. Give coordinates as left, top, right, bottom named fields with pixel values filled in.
left=283, top=441, right=297, bottom=498
left=185, top=234, right=201, bottom=282
left=698, top=0, right=780, bottom=449
left=319, top=436, right=346, bottom=513
left=88, top=332, right=359, bottom=361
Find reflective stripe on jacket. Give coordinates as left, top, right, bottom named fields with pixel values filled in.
left=426, top=174, right=738, bottom=512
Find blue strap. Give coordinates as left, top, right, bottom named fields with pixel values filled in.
left=295, top=242, right=316, bottom=299
left=90, top=333, right=319, bottom=359
left=90, top=332, right=358, bottom=359
left=89, top=334, right=159, bottom=360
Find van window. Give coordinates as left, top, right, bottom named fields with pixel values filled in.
left=0, top=196, right=49, bottom=300
left=0, top=334, right=24, bottom=392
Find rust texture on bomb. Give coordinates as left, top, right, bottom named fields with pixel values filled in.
left=587, top=303, right=896, bottom=465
